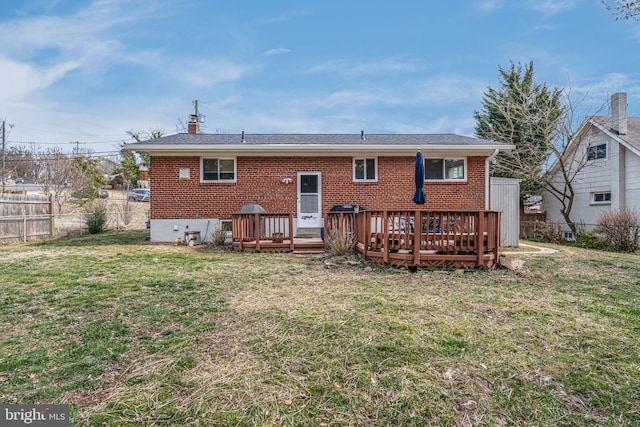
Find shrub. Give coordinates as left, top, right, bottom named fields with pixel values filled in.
left=595, top=209, right=640, bottom=252
left=326, top=222, right=356, bottom=255
left=530, top=220, right=564, bottom=244
left=576, top=228, right=605, bottom=250
left=210, top=226, right=227, bottom=246
left=85, top=201, right=108, bottom=234
left=115, top=198, right=135, bottom=226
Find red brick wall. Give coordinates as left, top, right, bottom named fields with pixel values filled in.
left=149, top=156, right=487, bottom=220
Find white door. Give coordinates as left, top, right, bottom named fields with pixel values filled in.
left=297, top=172, right=322, bottom=228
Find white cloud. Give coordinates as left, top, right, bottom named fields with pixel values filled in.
left=475, top=0, right=504, bottom=12
left=318, top=89, right=402, bottom=108
left=307, top=57, right=423, bottom=76
left=255, top=9, right=312, bottom=25
left=524, top=0, right=575, bottom=14
left=572, top=72, right=640, bottom=103
left=0, top=56, right=81, bottom=102
left=263, top=48, right=292, bottom=57
left=170, top=59, right=252, bottom=88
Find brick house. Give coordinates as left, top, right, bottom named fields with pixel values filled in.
left=125, top=117, right=513, bottom=243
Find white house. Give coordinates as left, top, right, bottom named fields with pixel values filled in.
left=543, top=92, right=640, bottom=238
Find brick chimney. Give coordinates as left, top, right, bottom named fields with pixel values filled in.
left=611, top=92, right=627, bottom=135
left=187, top=114, right=200, bottom=134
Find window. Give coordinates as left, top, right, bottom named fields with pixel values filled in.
left=220, top=220, right=232, bottom=237
left=587, top=143, right=607, bottom=161
left=354, top=158, right=377, bottom=181
left=201, top=158, right=235, bottom=182
left=425, top=158, right=466, bottom=181
left=591, top=192, right=611, bottom=205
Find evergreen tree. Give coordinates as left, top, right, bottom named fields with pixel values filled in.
left=474, top=61, right=563, bottom=196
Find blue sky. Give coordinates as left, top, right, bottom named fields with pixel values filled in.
left=0, top=0, right=638, bottom=156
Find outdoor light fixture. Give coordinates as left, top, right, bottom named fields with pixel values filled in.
left=282, top=178, right=293, bottom=184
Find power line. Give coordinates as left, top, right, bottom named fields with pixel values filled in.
left=7, top=138, right=128, bottom=145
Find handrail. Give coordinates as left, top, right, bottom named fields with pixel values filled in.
left=328, top=209, right=501, bottom=268
left=232, top=213, right=294, bottom=250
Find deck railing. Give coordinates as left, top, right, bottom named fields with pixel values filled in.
left=232, top=212, right=295, bottom=251
left=328, top=210, right=501, bottom=269
left=233, top=210, right=501, bottom=268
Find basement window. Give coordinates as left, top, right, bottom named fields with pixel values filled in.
left=591, top=192, right=611, bottom=205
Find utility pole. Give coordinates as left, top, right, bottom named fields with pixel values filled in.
left=1, top=120, right=14, bottom=194
left=2, top=120, right=5, bottom=194
left=71, top=141, right=86, bottom=155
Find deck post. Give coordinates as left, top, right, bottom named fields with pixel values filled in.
left=494, top=211, right=501, bottom=260
left=382, top=210, right=389, bottom=264
left=237, top=216, right=244, bottom=250
left=477, top=211, right=485, bottom=267
left=362, top=212, right=369, bottom=258
left=289, top=213, right=295, bottom=251
left=254, top=213, right=260, bottom=251
left=413, top=210, right=421, bottom=266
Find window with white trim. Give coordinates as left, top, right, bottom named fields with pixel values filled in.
left=353, top=158, right=377, bottom=181
left=425, top=158, right=466, bottom=181
left=201, top=158, right=236, bottom=182
left=587, top=143, right=607, bottom=161
left=591, top=192, right=611, bottom=205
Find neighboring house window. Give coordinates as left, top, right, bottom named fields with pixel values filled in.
left=587, top=143, right=607, bottom=161
left=201, top=158, right=236, bottom=182
left=354, top=158, right=377, bottom=181
left=425, top=158, right=466, bottom=181
left=591, top=192, right=611, bottom=205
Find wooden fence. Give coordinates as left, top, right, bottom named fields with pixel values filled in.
left=0, top=194, right=54, bottom=243
left=520, top=211, right=548, bottom=240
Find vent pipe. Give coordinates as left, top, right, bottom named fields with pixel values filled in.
left=360, top=130, right=365, bottom=140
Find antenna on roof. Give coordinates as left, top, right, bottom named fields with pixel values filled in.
left=193, top=99, right=205, bottom=123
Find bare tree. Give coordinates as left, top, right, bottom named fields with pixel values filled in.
left=602, top=0, right=640, bottom=20
left=542, top=90, right=606, bottom=235
left=39, top=148, right=75, bottom=213
left=476, top=83, right=605, bottom=236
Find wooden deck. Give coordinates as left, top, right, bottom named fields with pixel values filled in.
left=329, top=210, right=501, bottom=270
left=231, top=213, right=325, bottom=252
left=232, top=210, right=501, bottom=269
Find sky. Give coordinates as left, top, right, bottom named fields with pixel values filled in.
left=0, top=0, right=639, bottom=157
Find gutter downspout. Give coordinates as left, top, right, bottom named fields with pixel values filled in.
left=485, top=149, right=499, bottom=210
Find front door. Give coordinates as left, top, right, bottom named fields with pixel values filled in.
left=297, top=172, right=322, bottom=228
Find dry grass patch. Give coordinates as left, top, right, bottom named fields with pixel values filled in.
left=0, top=231, right=638, bottom=426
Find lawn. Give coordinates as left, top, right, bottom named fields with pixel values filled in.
left=0, top=231, right=638, bottom=426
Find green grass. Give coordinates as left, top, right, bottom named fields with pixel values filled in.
left=1, top=231, right=638, bottom=426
